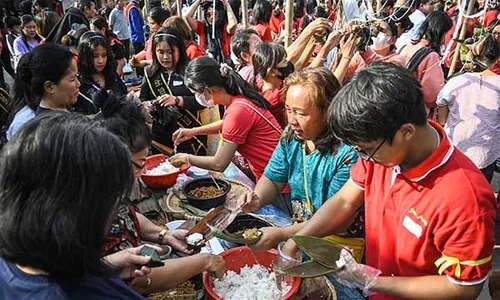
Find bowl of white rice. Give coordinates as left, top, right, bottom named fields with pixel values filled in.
left=141, top=154, right=190, bottom=189
left=203, top=246, right=301, bottom=300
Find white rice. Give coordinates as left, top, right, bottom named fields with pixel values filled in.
left=213, top=264, right=291, bottom=300
left=186, top=233, right=204, bottom=245
left=145, top=160, right=179, bottom=176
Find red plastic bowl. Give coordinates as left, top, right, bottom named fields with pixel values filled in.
left=203, top=246, right=301, bottom=300
left=140, top=154, right=189, bottom=189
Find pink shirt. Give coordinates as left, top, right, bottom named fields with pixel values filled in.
left=400, top=40, right=445, bottom=114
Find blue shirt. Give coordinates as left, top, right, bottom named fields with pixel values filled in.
left=6, top=105, right=35, bottom=140
left=264, top=132, right=358, bottom=213
left=127, top=1, right=145, bottom=44
left=0, top=258, right=145, bottom=299
left=109, top=8, right=130, bottom=40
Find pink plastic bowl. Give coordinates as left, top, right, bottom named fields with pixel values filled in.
left=203, top=246, right=301, bottom=300
left=140, top=154, right=189, bottom=189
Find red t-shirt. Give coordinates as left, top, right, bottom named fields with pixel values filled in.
left=260, top=88, right=285, bottom=128
left=222, top=96, right=281, bottom=181
left=136, top=36, right=153, bottom=61
left=185, top=40, right=207, bottom=60
left=270, top=11, right=284, bottom=34
left=483, top=10, right=498, bottom=27
left=350, top=120, right=496, bottom=300
left=252, top=23, right=273, bottom=42
left=195, top=20, right=232, bottom=58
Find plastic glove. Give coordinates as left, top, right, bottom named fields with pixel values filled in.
left=333, top=249, right=381, bottom=297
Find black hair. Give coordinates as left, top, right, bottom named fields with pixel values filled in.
left=391, top=6, right=414, bottom=34
left=476, top=35, right=500, bottom=64
left=250, top=0, right=272, bottom=25
left=414, top=11, right=452, bottom=52
left=185, top=56, right=271, bottom=109
left=45, top=8, right=90, bottom=44
left=19, top=0, right=33, bottom=15
left=148, top=7, right=170, bottom=25
left=230, top=28, right=259, bottom=67
left=61, top=27, right=89, bottom=49
left=33, top=0, right=50, bottom=9
left=305, top=0, right=317, bottom=14
left=8, top=44, right=74, bottom=127
left=228, top=0, right=242, bottom=23
left=4, top=16, right=21, bottom=30
left=78, top=31, right=117, bottom=83
left=415, top=0, right=434, bottom=8
left=78, top=0, right=95, bottom=11
left=34, top=11, right=61, bottom=37
left=328, top=62, right=427, bottom=145
left=252, top=42, right=286, bottom=81
left=20, top=15, right=43, bottom=50
left=90, top=15, right=117, bottom=40
left=0, top=112, right=133, bottom=277
left=148, top=27, right=189, bottom=77
left=97, top=92, right=152, bottom=153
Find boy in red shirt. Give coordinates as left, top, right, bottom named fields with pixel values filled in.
left=282, top=62, right=496, bottom=299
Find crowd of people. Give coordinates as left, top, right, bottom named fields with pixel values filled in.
left=0, top=0, right=498, bottom=298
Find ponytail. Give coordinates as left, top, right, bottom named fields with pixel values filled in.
left=185, top=56, right=270, bottom=110
left=224, top=68, right=270, bottom=109
left=7, top=52, right=39, bottom=127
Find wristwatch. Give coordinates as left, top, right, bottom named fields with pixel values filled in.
left=158, top=228, right=168, bottom=245
left=175, top=96, right=180, bottom=106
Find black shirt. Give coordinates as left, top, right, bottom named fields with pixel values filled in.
left=73, top=73, right=127, bottom=115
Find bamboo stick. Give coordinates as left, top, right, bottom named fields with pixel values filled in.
left=242, top=0, right=249, bottom=28
left=176, top=0, right=182, bottom=16
left=285, top=0, right=294, bottom=47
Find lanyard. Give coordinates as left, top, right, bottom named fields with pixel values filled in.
left=302, top=142, right=314, bottom=216
left=145, top=71, right=207, bottom=153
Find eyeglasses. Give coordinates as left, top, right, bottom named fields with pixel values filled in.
left=492, top=31, right=500, bottom=37
left=353, top=139, right=385, bottom=161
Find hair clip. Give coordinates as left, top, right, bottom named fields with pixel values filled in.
left=154, top=33, right=178, bottom=39
left=219, top=63, right=233, bottom=77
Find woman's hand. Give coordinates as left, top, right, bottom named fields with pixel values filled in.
left=202, top=254, right=226, bottom=278
left=158, top=95, right=178, bottom=107
left=142, top=101, right=155, bottom=111
left=281, top=239, right=300, bottom=260
left=163, top=229, right=193, bottom=254
left=170, top=153, right=189, bottom=167
left=324, top=30, right=344, bottom=50
left=240, top=192, right=264, bottom=213
left=303, top=18, right=331, bottom=37
left=340, top=34, right=358, bottom=59
left=250, top=227, right=286, bottom=252
left=103, top=244, right=162, bottom=280
left=172, top=128, right=196, bottom=145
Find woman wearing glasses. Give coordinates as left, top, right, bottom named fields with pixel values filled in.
left=183, top=0, right=238, bottom=64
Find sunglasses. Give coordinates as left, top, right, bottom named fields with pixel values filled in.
left=353, top=139, right=385, bottom=161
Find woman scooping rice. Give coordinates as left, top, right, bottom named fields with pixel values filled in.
left=0, top=112, right=159, bottom=298
left=97, top=92, right=225, bottom=295
left=74, top=31, right=127, bottom=115
left=169, top=56, right=282, bottom=182
left=140, top=27, right=207, bottom=155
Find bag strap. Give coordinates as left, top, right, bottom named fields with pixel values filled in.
left=233, top=101, right=282, bottom=134
left=406, top=47, right=435, bottom=73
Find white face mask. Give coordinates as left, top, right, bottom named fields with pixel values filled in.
left=195, top=91, right=215, bottom=107
left=371, top=33, right=392, bottom=50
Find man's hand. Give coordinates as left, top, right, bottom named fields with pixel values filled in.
left=104, top=244, right=162, bottom=280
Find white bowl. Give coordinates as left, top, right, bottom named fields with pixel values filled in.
left=167, top=220, right=187, bottom=230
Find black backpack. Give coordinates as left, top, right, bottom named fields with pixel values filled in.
left=406, top=47, right=436, bottom=73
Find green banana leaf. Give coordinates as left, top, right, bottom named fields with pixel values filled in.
left=211, top=228, right=262, bottom=245
left=279, top=260, right=342, bottom=278
left=179, top=200, right=208, bottom=217
left=290, top=235, right=344, bottom=269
